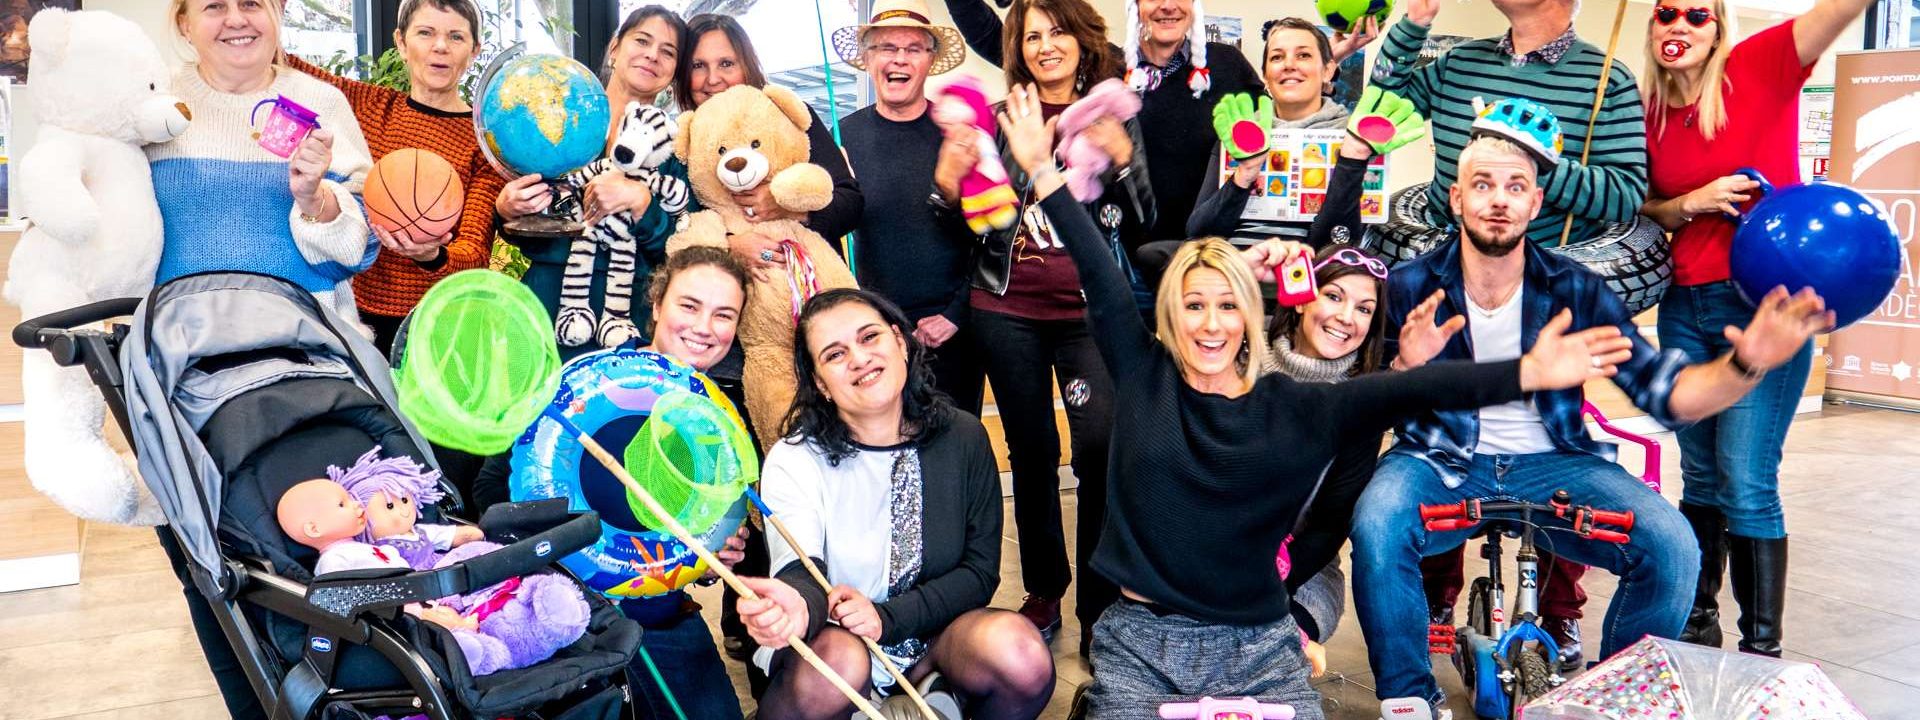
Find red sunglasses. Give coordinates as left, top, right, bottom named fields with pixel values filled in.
left=1654, top=5, right=1716, bottom=27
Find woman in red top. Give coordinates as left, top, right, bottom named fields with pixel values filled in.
left=1638, top=0, right=1869, bottom=657
left=285, top=0, right=504, bottom=355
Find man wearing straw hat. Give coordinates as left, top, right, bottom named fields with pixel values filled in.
left=833, top=0, right=988, bottom=418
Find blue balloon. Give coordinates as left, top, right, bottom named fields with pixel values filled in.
left=1730, top=173, right=1901, bottom=329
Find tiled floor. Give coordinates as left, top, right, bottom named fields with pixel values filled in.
left=3, top=404, right=1918, bottom=719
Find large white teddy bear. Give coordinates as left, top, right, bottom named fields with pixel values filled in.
left=3, top=9, right=190, bottom=525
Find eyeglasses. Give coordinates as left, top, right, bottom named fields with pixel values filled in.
left=866, top=43, right=931, bottom=60
left=1653, top=5, right=1716, bottom=27
left=1314, top=247, right=1389, bottom=280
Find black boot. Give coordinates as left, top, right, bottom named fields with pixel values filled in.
left=1678, top=503, right=1728, bottom=647
left=1728, top=535, right=1788, bottom=657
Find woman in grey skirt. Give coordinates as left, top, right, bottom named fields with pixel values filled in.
left=996, top=83, right=1635, bottom=718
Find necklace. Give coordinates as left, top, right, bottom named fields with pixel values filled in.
left=1469, top=283, right=1521, bottom=317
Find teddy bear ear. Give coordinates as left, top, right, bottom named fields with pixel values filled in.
left=673, top=108, right=695, bottom=162
left=761, top=85, right=815, bottom=133
left=28, top=8, right=72, bottom=67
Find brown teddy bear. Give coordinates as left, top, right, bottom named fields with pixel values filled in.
left=667, top=85, right=856, bottom=450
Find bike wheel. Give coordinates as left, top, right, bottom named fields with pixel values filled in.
left=1467, top=577, right=1494, bottom=636
left=1511, top=645, right=1555, bottom=717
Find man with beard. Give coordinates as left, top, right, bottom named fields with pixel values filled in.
left=1349, top=118, right=1836, bottom=720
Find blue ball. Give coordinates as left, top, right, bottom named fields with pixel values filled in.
left=1731, top=181, right=1901, bottom=329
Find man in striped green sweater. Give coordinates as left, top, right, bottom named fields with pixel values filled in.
left=1372, top=0, right=1649, bottom=247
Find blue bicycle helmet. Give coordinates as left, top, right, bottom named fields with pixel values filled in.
left=1470, top=97, right=1564, bottom=168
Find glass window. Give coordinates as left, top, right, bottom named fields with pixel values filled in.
left=284, top=0, right=364, bottom=61
left=1871, top=0, right=1920, bottom=48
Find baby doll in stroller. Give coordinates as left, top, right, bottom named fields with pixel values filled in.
left=278, top=448, right=593, bottom=676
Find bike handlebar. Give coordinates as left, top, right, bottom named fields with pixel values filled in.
left=1417, top=493, right=1633, bottom=544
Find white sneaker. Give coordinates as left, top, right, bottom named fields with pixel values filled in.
left=1380, top=697, right=1453, bottom=720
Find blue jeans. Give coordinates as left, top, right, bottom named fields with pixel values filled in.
left=1350, top=450, right=1698, bottom=704
left=1658, top=281, right=1811, bottom=538
left=623, top=606, right=744, bottom=720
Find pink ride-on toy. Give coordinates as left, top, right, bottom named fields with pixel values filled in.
left=1159, top=698, right=1295, bottom=719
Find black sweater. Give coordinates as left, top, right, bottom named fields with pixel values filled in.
left=942, top=0, right=1261, bottom=243
left=840, top=106, right=973, bottom=324
left=1040, top=189, right=1523, bottom=625
left=777, top=407, right=1003, bottom=646
left=801, top=105, right=865, bottom=244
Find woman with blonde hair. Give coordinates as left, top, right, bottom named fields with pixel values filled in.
left=997, top=83, right=1632, bottom=716
left=1638, top=0, right=1870, bottom=656
left=152, top=0, right=375, bottom=326
left=151, top=1, right=374, bottom=717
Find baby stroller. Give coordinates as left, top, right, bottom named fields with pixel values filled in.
left=13, top=272, right=641, bottom=720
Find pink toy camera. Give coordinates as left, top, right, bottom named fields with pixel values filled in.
left=1275, top=250, right=1317, bottom=307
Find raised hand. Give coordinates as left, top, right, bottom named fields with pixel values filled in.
left=1212, top=92, right=1274, bottom=161
left=1519, top=310, right=1635, bottom=391
left=1240, top=238, right=1313, bottom=284
left=996, top=83, right=1058, bottom=177
left=1329, top=16, right=1381, bottom=63
left=1726, top=287, right=1835, bottom=373
left=1347, top=86, right=1428, bottom=156
left=1394, top=290, right=1466, bottom=370
left=289, top=128, right=337, bottom=219
left=1407, top=0, right=1441, bottom=27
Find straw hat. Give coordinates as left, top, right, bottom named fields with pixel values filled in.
left=831, top=0, right=967, bottom=75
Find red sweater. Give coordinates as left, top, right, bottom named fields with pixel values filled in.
left=287, top=55, right=505, bottom=317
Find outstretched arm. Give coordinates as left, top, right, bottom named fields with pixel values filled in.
left=1795, top=0, right=1874, bottom=66
left=1665, top=287, right=1834, bottom=423
left=943, top=0, right=1006, bottom=68
left=999, top=84, right=1158, bottom=381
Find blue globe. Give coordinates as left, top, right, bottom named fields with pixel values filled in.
left=476, top=53, right=611, bottom=180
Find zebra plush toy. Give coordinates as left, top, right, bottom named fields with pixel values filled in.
left=554, top=101, right=691, bottom=348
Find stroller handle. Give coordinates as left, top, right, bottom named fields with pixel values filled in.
left=12, top=297, right=141, bottom=349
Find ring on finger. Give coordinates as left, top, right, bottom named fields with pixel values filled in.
left=760, top=249, right=776, bottom=262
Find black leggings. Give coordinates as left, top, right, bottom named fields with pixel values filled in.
left=971, top=309, right=1116, bottom=628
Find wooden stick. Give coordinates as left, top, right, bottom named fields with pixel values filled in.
left=1558, top=0, right=1632, bottom=246
left=757, top=508, right=942, bottom=720
left=564, top=417, right=886, bottom=720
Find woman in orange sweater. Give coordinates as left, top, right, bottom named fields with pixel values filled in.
left=287, top=0, right=504, bottom=356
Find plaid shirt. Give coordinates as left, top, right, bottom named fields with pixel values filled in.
left=1383, top=238, right=1691, bottom=488
left=1496, top=25, right=1578, bottom=66
left=1133, top=42, right=1189, bottom=92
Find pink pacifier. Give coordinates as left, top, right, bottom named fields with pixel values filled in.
left=251, top=95, right=320, bottom=158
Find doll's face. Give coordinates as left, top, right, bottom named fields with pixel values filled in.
left=363, top=489, right=419, bottom=540
left=277, top=479, right=367, bottom=549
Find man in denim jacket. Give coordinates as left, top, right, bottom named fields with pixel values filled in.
left=1352, top=134, right=1834, bottom=720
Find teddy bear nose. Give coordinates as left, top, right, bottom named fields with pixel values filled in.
left=725, top=157, right=749, bottom=173
left=176, top=102, right=192, bottom=121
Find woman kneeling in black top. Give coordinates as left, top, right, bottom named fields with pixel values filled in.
left=735, top=289, right=1055, bottom=720
left=995, top=83, right=1636, bottom=717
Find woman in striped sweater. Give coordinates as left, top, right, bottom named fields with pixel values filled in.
left=152, top=0, right=376, bottom=328
left=285, top=0, right=504, bottom=357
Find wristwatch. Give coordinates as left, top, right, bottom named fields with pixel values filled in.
left=1728, top=351, right=1768, bottom=380
left=928, top=188, right=953, bottom=211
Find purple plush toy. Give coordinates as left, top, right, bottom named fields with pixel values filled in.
left=433, top=541, right=592, bottom=676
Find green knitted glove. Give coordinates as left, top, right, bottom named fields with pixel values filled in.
left=1212, top=93, right=1274, bottom=161
left=1347, top=86, right=1427, bottom=155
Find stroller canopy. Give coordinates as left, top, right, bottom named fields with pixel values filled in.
left=121, top=272, right=436, bottom=596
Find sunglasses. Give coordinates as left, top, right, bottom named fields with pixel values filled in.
left=1653, top=5, right=1716, bottom=27
left=1314, top=247, right=1389, bottom=280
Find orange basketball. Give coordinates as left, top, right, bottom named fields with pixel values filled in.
left=365, top=148, right=464, bottom=243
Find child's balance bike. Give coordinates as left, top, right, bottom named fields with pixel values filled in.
left=1159, top=698, right=1295, bottom=720
left=1419, top=490, right=1635, bottom=719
